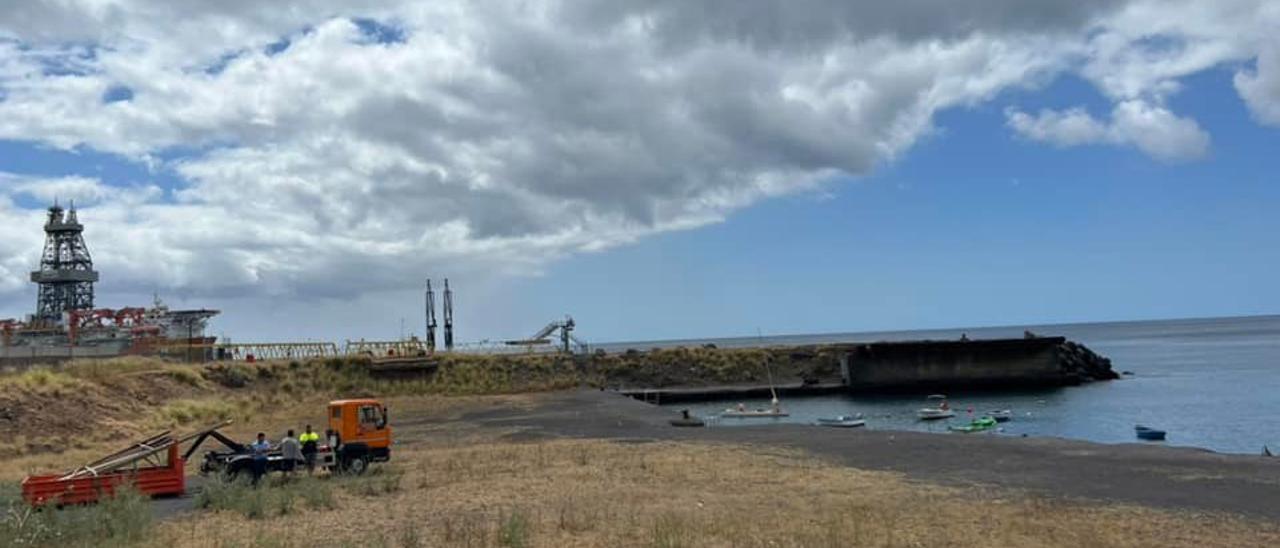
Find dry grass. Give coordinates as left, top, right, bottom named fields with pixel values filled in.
left=138, top=435, right=1279, bottom=548
left=1, top=387, right=1276, bottom=547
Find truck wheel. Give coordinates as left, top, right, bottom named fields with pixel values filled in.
left=344, top=455, right=369, bottom=475
left=224, top=463, right=245, bottom=482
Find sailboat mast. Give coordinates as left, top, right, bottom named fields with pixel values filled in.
left=757, top=327, right=779, bottom=403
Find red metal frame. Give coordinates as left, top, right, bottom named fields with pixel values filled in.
left=0, top=319, right=15, bottom=346
left=21, top=444, right=186, bottom=506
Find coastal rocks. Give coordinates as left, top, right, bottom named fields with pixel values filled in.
left=1056, top=340, right=1119, bottom=382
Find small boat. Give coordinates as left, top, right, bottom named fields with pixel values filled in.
left=816, top=415, right=866, bottom=428
left=917, top=394, right=955, bottom=420
left=721, top=408, right=789, bottom=418
left=1135, top=425, right=1167, bottom=441
left=918, top=408, right=956, bottom=420
left=721, top=398, right=788, bottom=418
left=987, top=409, right=1013, bottom=423
left=670, top=409, right=705, bottom=427
left=949, top=417, right=998, bottom=433
left=723, top=363, right=789, bottom=418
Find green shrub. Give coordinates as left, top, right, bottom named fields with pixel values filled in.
left=398, top=521, right=424, bottom=548
left=162, top=366, right=205, bottom=387
left=341, top=466, right=403, bottom=497
left=196, top=475, right=334, bottom=520
left=159, top=399, right=236, bottom=425
left=650, top=513, right=693, bottom=548
left=0, top=484, right=152, bottom=548
left=296, top=477, right=337, bottom=510
left=497, top=509, right=530, bottom=548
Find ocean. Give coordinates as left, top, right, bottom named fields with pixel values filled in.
left=611, top=315, right=1280, bottom=455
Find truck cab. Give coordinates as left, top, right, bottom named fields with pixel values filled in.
left=327, top=398, right=392, bottom=474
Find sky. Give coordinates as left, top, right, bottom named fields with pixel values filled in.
left=0, top=1, right=1277, bottom=345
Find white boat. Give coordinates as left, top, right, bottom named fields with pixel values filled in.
left=722, top=399, right=788, bottom=418
left=721, top=409, right=789, bottom=418
left=816, top=415, right=866, bottom=428
left=917, top=394, right=955, bottom=420
left=917, top=408, right=956, bottom=420
left=723, top=361, right=789, bottom=418
left=988, top=409, right=1013, bottom=422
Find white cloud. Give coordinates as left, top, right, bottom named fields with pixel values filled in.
left=1006, top=100, right=1210, bottom=162
left=0, top=173, right=159, bottom=206
left=1110, top=100, right=1211, bottom=161
left=1235, top=44, right=1280, bottom=126
left=0, top=1, right=1276, bottom=326
left=1005, top=107, right=1110, bottom=147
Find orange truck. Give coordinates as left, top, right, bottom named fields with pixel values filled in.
left=319, top=398, right=393, bottom=474
left=199, top=398, right=393, bottom=477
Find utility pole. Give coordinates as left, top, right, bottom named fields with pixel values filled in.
left=425, top=279, right=437, bottom=353
left=443, top=278, right=454, bottom=351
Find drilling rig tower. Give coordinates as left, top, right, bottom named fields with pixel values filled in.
left=30, top=202, right=99, bottom=322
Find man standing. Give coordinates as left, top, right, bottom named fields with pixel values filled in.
left=249, top=432, right=271, bottom=486
left=299, top=425, right=320, bottom=474
left=280, top=430, right=301, bottom=478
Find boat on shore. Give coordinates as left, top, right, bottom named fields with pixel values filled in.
left=816, top=415, right=866, bottom=428
left=917, top=394, right=955, bottom=420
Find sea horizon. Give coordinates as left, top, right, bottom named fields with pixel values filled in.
left=596, top=312, right=1280, bottom=350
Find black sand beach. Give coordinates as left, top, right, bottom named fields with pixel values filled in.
left=453, top=390, right=1280, bottom=520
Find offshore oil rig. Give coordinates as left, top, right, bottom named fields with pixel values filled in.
left=0, top=203, right=219, bottom=364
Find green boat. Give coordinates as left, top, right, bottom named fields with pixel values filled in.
left=948, top=417, right=998, bottom=433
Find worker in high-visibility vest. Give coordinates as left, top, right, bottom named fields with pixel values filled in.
left=299, top=424, right=321, bottom=474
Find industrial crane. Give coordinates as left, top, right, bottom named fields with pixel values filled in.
left=504, top=315, right=585, bottom=353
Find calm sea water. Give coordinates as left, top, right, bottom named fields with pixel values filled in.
left=623, top=315, right=1280, bottom=455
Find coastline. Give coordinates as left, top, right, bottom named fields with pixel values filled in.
left=466, top=390, right=1280, bottom=520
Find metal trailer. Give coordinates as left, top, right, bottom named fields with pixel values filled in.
left=21, top=422, right=232, bottom=506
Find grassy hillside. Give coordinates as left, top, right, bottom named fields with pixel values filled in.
left=0, top=345, right=842, bottom=469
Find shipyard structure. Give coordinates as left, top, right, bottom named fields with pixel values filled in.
left=0, top=204, right=218, bottom=364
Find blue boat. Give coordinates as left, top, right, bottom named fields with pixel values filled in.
left=1135, top=425, right=1167, bottom=441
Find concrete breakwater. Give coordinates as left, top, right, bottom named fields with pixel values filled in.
left=598, top=336, right=1117, bottom=401
left=839, top=336, right=1118, bottom=392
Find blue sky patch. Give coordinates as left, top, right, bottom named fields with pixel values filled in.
left=265, top=37, right=292, bottom=56
left=353, top=18, right=407, bottom=45
left=101, top=85, right=133, bottom=103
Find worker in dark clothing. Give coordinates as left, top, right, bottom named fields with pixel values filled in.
left=279, top=430, right=301, bottom=477
left=249, top=432, right=271, bottom=486
left=299, top=424, right=320, bottom=474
